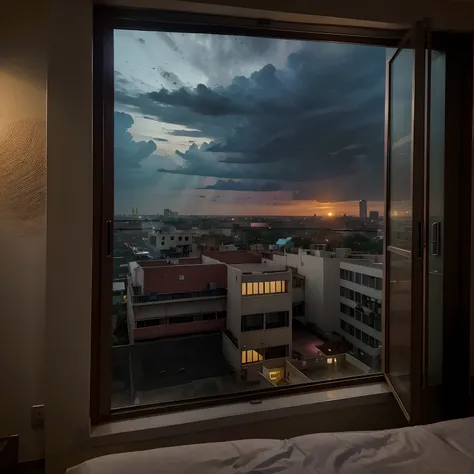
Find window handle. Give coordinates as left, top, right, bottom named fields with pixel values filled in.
left=106, top=220, right=112, bottom=257
left=430, top=221, right=441, bottom=256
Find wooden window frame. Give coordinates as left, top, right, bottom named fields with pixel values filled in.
left=91, top=5, right=472, bottom=424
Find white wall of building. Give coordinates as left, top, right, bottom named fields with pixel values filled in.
left=268, top=250, right=341, bottom=335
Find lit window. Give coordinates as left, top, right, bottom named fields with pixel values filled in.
left=253, top=282, right=258, bottom=294
left=276, top=281, right=282, bottom=293
left=282, top=280, right=286, bottom=293
left=247, top=282, right=253, bottom=295
left=258, top=282, right=264, bottom=294
left=264, top=281, right=270, bottom=293
left=241, top=283, right=247, bottom=296
left=270, top=281, right=276, bottom=293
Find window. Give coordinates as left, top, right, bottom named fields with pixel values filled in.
left=265, top=311, right=289, bottom=329
left=242, top=313, right=264, bottom=332
left=265, top=345, right=288, bottom=359
left=242, top=349, right=264, bottom=364
left=94, top=9, right=467, bottom=425
left=185, top=236, right=189, bottom=241
left=170, top=236, right=175, bottom=241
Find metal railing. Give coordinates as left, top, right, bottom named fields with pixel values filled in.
left=132, top=288, right=227, bottom=304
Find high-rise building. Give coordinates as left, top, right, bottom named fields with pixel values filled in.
left=359, top=200, right=367, bottom=219
left=132, top=207, right=138, bottom=216
left=369, top=210, right=379, bottom=220
left=164, top=208, right=171, bottom=219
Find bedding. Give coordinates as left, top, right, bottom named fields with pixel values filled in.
left=68, top=417, right=474, bottom=474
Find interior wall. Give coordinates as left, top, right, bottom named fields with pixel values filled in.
left=0, top=1, right=47, bottom=462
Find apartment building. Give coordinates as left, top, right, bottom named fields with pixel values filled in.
left=337, top=258, right=383, bottom=370
left=148, top=231, right=197, bottom=257
left=265, top=248, right=348, bottom=336
left=221, top=262, right=293, bottom=383
left=126, top=258, right=227, bottom=343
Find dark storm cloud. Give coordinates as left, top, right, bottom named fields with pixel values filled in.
left=154, top=137, right=168, bottom=142
left=170, top=129, right=208, bottom=138
left=138, top=37, right=146, bottom=44
left=117, top=42, right=386, bottom=201
left=160, top=71, right=184, bottom=87
left=201, top=179, right=282, bottom=192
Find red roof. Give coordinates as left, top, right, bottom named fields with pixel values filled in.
left=203, top=251, right=261, bottom=265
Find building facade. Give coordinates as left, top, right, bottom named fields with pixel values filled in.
left=359, top=200, right=368, bottom=219
left=337, top=259, right=383, bottom=370
left=148, top=231, right=197, bottom=257
left=222, top=262, right=293, bottom=383
left=126, top=259, right=227, bottom=343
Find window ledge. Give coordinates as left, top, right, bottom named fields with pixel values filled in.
left=90, top=382, right=390, bottom=448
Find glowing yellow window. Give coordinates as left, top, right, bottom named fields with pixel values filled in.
left=242, top=283, right=247, bottom=295
left=276, top=281, right=282, bottom=293
left=253, top=282, right=258, bottom=294
left=241, top=351, right=246, bottom=364
left=282, top=280, right=286, bottom=293
left=264, top=281, right=270, bottom=293
left=258, top=282, right=264, bottom=294
left=270, top=281, right=276, bottom=293
left=247, top=282, right=253, bottom=295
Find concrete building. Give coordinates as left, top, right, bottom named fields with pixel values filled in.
left=369, top=210, right=379, bottom=220
left=164, top=208, right=171, bottom=219
left=221, top=262, right=293, bottom=384
left=359, top=200, right=368, bottom=219
left=266, top=248, right=345, bottom=337
left=337, top=258, right=383, bottom=370
left=148, top=231, right=197, bottom=257
left=127, top=259, right=227, bottom=343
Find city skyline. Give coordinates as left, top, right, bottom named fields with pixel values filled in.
left=114, top=30, right=385, bottom=215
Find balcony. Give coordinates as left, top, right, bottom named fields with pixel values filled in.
left=134, top=318, right=226, bottom=341
left=131, top=288, right=227, bottom=304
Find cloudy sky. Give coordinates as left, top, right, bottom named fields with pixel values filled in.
left=114, top=30, right=386, bottom=216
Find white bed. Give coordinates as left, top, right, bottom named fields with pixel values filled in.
left=69, top=417, right=474, bottom=474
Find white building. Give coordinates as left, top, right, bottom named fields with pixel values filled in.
left=148, top=231, right=197, bottom=257
left=337, top=258, right=383, bottom=370
left=266, top=248, right=350, bottom=337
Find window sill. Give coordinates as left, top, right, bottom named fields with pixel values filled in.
left=90, top=382, right=390, bottom=448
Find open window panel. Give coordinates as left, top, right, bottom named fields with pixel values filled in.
left=384, top=19, right=448, bottom=424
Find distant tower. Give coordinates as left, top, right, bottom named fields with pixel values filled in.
left=132, top=207, right=138, bottom=216
left=359, top=200, right=367, bottom=219
left=164, top=209, right=171, bottom=219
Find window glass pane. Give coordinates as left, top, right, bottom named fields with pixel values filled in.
left=389, top=48, right=413, bottom=250
left=110, top=28, right=385, bottom=410
left=387, top=251, right=412, bottom=412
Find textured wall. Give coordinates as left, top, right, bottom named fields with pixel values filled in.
left=0, top=1, right=47, bottom=462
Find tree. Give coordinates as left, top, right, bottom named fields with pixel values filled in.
left=342, top=234, right=382, bottom=254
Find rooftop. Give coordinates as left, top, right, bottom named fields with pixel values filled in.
left=340, top=258, right=384, bottom=270
left=229, top=262, right=288, bottom=274
left=203, top=250, right=262, bottom=265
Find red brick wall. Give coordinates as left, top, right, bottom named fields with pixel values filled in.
left=143, top=264, right=227, bottom=294
left=203, top=251, right=261, bottom=264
